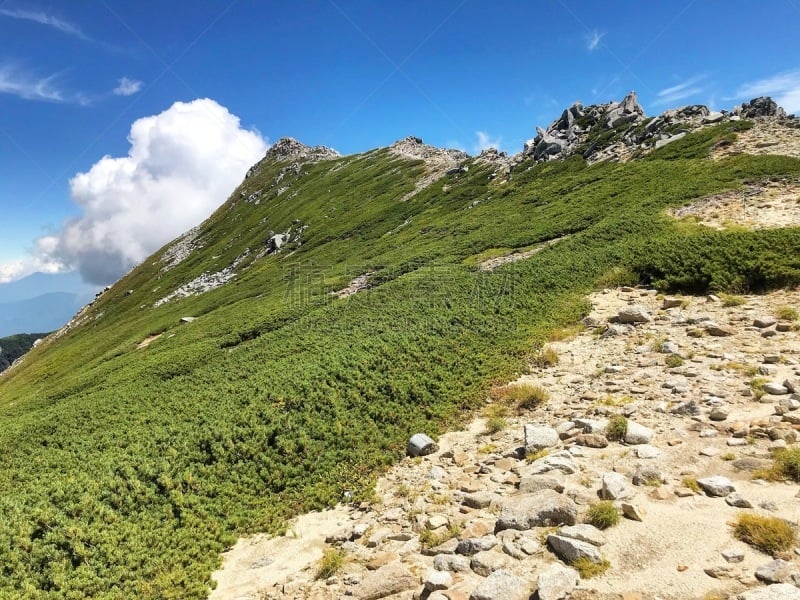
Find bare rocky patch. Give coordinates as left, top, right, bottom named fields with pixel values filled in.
left=211, top=286, right=800, bottom=599
left=670, top=179, right=800, bottom=230
left=712, top=119, right=800, bottom=160
left=477, top=236, right=571, bottom=272
left=389, top=136, right=469, bottom=202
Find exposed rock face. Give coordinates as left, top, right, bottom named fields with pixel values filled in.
left=262, top=137, right=340, bottom=164
left=737, top=97, right=787, bottom=119
left=389, top=136, right=468, bottom=165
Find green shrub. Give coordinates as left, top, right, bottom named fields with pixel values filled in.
left=719, top=293, right=746, bottom=307
left=531, top=345, right=559, bottom=368
left=491, top=383, right=550, bottom=412
left=585, top=501, right=620, bottom=529
left=733, top=513, right=796, bottom=555
left=776, top=306, right=799, bottom=321
left=605, top=415, right=628, bottom=441
left=665, top=354, right=684, bottom=368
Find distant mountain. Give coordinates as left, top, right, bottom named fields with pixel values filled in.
left=0, top=332, right=49, bottom=373
left=0, top=272, right=95, bottom=337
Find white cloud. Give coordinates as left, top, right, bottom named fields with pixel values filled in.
left=0, top=63, right=64, bottom=102
left=473, top=131, right=502, bottom=154
left=29, top=98, right=268, bottom=285
left=586, top=29, right=604, bottom=51
left=113, top=77, right=143, bottom=96
left=654, top=75, right=707, bottom=106
left=0, top=7, right=88, bottom=40
left=734, top=70, right=800, bottom=115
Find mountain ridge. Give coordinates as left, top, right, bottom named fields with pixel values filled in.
left=0, top=91, right=798, bottom=599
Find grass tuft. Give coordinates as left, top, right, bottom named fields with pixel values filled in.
left=491, top=383, right=550, bottom=412
left=585, top=501, right=620, bottom=530
left=733, top=513, right=796, bottom=555
left=719, top=293, right=746, bottom=307
left=571, top=557, right=611, bottom=578
left=315, top=548, right=346, bottom=580
left=776, top=306, right=799, bottom=321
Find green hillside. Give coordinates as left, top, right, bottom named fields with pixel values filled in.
left=1, top=120, right=800, bottom=598
left=0, top=333, right=49, bottom=373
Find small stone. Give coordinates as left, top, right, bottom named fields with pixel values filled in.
left=601, top=472, right=633, bottom=500
left=763, top=382, right=790, bottom=396
left=754, top=316, right=778, bottom=328
left=722, top=548, right=745, bottom=563
left=605, top=365, right=624, bottom=373
left=709, top=407, right=730, bottom=421
left=425, top=570, right=452, bottom=592
left=456, top=537, right=497, bottom=556
left=700, top=447, right=720, bottom=457
left=433, top=554, right=471, bottom=572
left=632, top=464, right=663, bottom=486
left=697, top=476, right=735, bottom=497
left=428, top=515, right=450, bottom=530
left=558, top=524, right=607, bottom=546
left=617, top=305, right=652, bottom=324
left=518, top=472, right=566, bottom=494
left=621, top=502, right=646, bottom=521
left=674, top=487, right=696, bottom=497
left=536, top=563, right=579, bottom=600
left=635, top=444, right=660, bottom=459
left=470, top=550, right=506, bottom=577
left=495, top=490, right=578, bottom=531
left=463, top=492, right=496, bottom=510
left=706, top=323, right=736, bottom=336
left=662, top=297, right=683, bottom=309
left=547, top=534, right=602, bottom=564
left=468, top=570, right=528, bottom=600
left=575, top=433, right=609, bottom=448
left=727, top=438, right=747, bottom=446
left=624, top=421, right=654, bottom=445
left=705, top=565, right=737, bottom=578
left=725, top=493, right=754, bottom=508
left=524, top=425, right=560, bottom=451
left=408, top=433, right=439, bottom=457
left=352, top=562, right=417, bottom=600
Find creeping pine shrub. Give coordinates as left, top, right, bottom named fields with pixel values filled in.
left=585, top=501, right=620, bottom=530
left=605, top=415, right=628, bottom=441
left=733, top=513, right=796, bottom=555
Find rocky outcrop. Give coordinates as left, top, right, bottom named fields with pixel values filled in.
left=736, top=97, right=788, bottom=119
left=389, top=136, right=468, bottom=166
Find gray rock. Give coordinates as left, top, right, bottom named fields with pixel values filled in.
left=722, top=548, right=745, bottom=563
left=470, top=550, right=506, bottom=577
left=537, top=562, right=579, bottom=600
left=697, top=475, right=735, bottom=497
left=353, top=562, right=417, bottom=600
left=662, top=297, right=683, bottom=309
left=710, top=407, right=730, bottom=421
left=703, top=111, right=725, bottom=123
left=407, top=433, right=438, bottom=457
left=635, top=444, right=661, bottom=459
left=621, top=502, right=646, bottom=521
left=733, top=584, right=800, bottom=600
left=526, top=452, right=577, bottom=475
left=456, top=537, right=497, bottom=556
left=624, top=421, right=654, bottom=445
left=547, top=533, right=603, bottom=563
left=617, top=305, right=652, bottom=324
left=424, top=569, right=452, bottom=591
left=433, top=553, right=471, bottom=572
left=763, top=382, right=790, bottom=395
left=463, top=492, right=497, bottom=509
left=754, top=316, right=778, bottom=328
left=725, top=493, right=754, bottom=508
left=524, top=424, right=559, bottom=451
left=558, top=523, right=607, bottom=546
left=495, top=489, right=578, bottom=531
left=756, top=559, right=798, bottom=584
left=469, top=569, right=529, bottom=600
left=706, top=323, right=736, bottom=336
left=632, top=464, right=663, bottom=486
left=601, top=471, right=633, bottom=499
left=519, top=471, right=566, bottom=494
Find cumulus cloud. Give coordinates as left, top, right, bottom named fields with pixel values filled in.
left=0, top=7, right=88, bottom=40
left=113, top=77, right=142, bottom=96
left=0, top=243, right=65, bottom=284
left=734, top=70, right=800, bottom=115
left=586, top=29, right=604, bottom=51
left=473, top=131, right=502, bottom=154
left=33, top=98, right=267, bottom=285
left=654, top=75, right=707, bottom=106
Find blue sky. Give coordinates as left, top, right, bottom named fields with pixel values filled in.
left=1, top=0, right=799, bottom=284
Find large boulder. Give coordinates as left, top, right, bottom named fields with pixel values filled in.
left=495, top=489, right=578, bottom=531
left=547, top=534, right=603, bottom=563
left=537, top=562, right=579, bottom=600
left=524, top=424, right=559, bottom=451
left=616, top=305, right=651, bottom=324
left=739, top=97, right=786, bottom=119
left=733, top=584, right=800, bottom=600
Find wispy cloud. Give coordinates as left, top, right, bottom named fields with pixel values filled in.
left=0, top=63, right=64, bottom=102
left=113, top=77, right=142, bottom=96
left=586, top=29, right=604, bottom=51
left=734, top=70, right=800, bottom=115
left=0, top=7, right=88, bottom=40
left=473, top=131, right=502, bottom=154
left=654, top=75, right=707, bottom=106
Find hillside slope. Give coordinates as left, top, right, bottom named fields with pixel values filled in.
left=0, top=332, right=49, bottom=373
left=0, top=96, right=799, bottom=599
